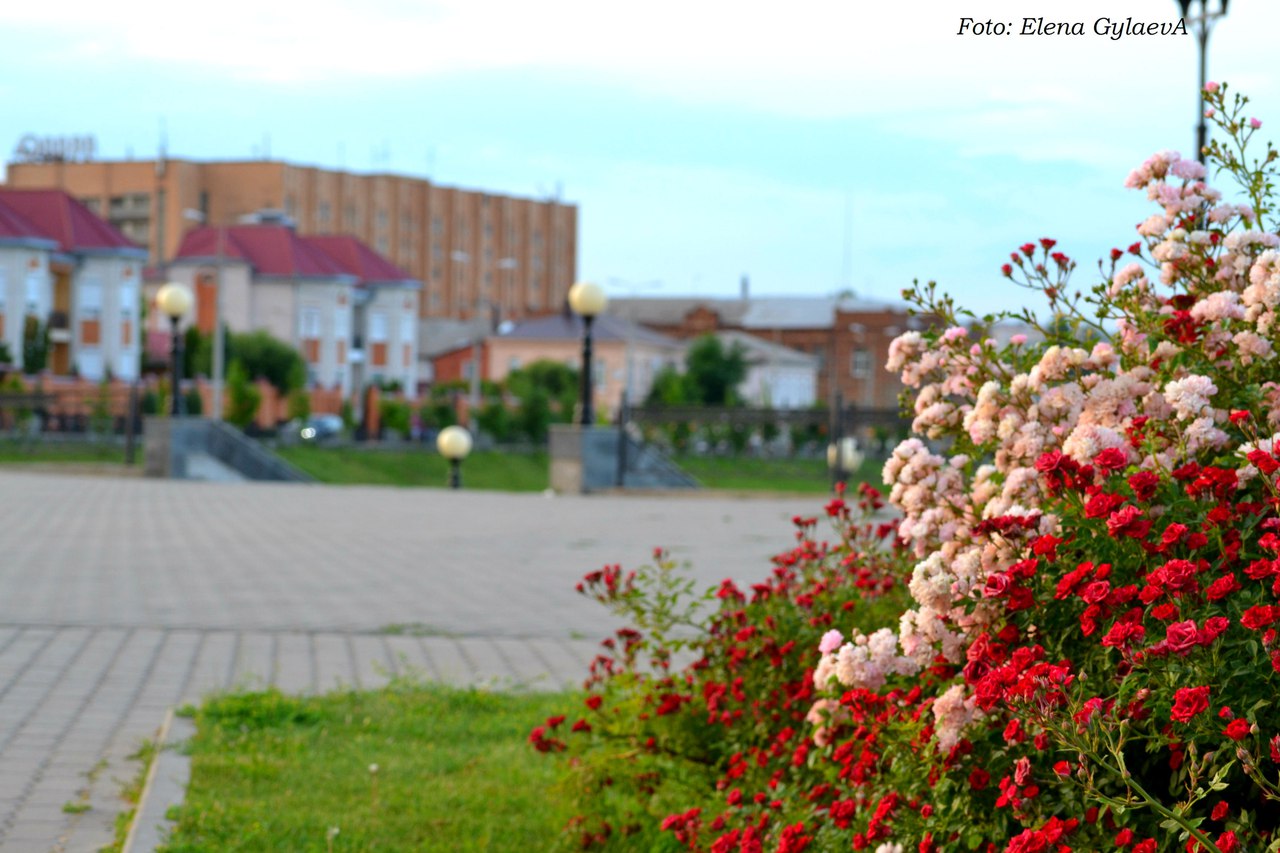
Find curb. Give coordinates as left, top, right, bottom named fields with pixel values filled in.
left=122, top=708, right=195, bottom=852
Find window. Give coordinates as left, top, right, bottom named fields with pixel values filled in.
left=25, top=272, right=41, bottom=315
left=369, top=311, right=388, bottom=367
left=0, top=272, right=6, bottom=339
left=509, top=356, right=522, bottom=372
left=79, top=281, right=102, bottom=346
left=318, top=201, right=331, bottom=225
left=119, top=283, right=137, bottom=347
left=300, top=307, right=322, bottom=363
left=851, top=348, right=871, bottom=378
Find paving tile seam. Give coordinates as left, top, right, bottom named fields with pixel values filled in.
left=0, top=628, right=61, bottom=711
left=0, top=621, right=609, bottom=643
left=51, top=628, right=171, bottom=852
left=0, top=627, right=131, bottom=841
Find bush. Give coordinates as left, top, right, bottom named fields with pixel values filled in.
left=540, top=84, right=1280, bottom=852
left=225, top=360, right=261, bottom=429
left=379, top=398, right=412, bottom=440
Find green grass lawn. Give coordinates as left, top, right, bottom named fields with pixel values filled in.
left=276, top=446, right=550, bottom=491
left=675, top=454, right=883, bottom=494
left=162, top=684, right=577, bottom=852
left=0, top=439, right=127, bottom=465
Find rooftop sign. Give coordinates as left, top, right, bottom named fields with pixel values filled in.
left=11, top=134, right=96, bottom=164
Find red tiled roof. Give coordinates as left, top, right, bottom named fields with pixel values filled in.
left=175, top=226, right=350, bottom=278
left=0, top=198, right=50, bottom=243
left=0, top=189, right=141, bottom=253
left=305, top=235, right=415, bottom=286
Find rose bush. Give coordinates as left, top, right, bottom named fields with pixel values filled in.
left=540, top=83, right=1280, bottom=852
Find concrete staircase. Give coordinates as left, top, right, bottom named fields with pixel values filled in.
left=145, top=417, right=312, bottom=483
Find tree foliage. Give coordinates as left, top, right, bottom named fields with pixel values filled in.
left=645, top=335, right=747, bottom=406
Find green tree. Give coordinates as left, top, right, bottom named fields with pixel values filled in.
left=286, top=388, right=311, bottom=423
left=378, top=398, right=412, bottom=439
left=22, top=316, right=48, bottom=374
left=476, top=400, right=514, bottom=442
left=225, top=360, right=261, bottom=429
left=683, top=335, right=746, bottom=405
left=227, top=330, right=307, bottom=395
left=507, top=360, right=578, bottom=410
left=645, top=365, right=689, bottom=406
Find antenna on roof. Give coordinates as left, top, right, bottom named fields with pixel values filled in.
left=156, top=117, right=168, bottom=177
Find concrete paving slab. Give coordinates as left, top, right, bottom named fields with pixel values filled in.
left=0, top=469, right=829, bottom=850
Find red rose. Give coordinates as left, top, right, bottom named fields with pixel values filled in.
left=1128, top=470, right=1160, bottom=501
left=1085, top=492, right=1126, bottom=519
left=1212, top=801, right=1229, bottom=821
left=1094, top=447, right=1128, bottom=472
left=1202, top=616, right=1230, bottom=641
left=1080, top=580, right=1112, bottom=603
left=1171, top=686, right=1211, bottom=722
left=1163, top=620, right=1201, bottom=655
left=1224, top=719, right=1251, bottom=741
left=1242, top=605, right=1279, bottom=631
left=969, top=768, right=990, bottom=790
left=1107, top=505, right=1151, bottom=539
left=1206, top=573, right=1241, bottom=601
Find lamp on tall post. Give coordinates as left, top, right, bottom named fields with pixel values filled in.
left=155, top=282, right=193, bottom=416
left=568, top=281, right=607, bottom=427
left=183, top=209, right=226, bottom=421
left=1177, top=0, right=1229, bottom=164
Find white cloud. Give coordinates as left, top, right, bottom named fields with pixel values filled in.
left=11, top=0, right=1274, bottom=118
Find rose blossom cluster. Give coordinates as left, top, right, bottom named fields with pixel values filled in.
left=812, top=130, right=1280, bottom=764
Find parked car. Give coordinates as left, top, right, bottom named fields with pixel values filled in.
left=298, top=414, right=344, bottom=443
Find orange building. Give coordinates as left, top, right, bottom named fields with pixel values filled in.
left=5, top=157, right=576, bottom=323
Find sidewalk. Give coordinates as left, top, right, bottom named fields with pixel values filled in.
left=0, top=471, right=825, bottom=851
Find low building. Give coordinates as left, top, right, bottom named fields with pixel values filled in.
left=481, top=312, right=684, bottom=419
left=709, top=330, right=818, bottom=408
left=307, top=235, right=420, bottom=394
left=608, top=295, right=923, bottom=410
left=0, top=189, right=146, bottom=380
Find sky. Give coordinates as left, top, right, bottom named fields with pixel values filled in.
left=1, top=0, right=1277, bottom=318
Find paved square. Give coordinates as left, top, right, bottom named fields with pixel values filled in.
left=0, top=470, right=826, bottom=851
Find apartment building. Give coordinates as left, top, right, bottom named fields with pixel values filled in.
left=5, top=157, right=576, bottom=323
left=0, top=189, right=146, bottom=380
left=165, top=225, right=419, bottom=396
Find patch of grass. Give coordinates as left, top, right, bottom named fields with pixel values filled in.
left=675, top=454, right=883, bottom=494
left=162, top=683, right=577, bottom=852
left=276, top=446, right=549, bottom=491
left=379, top=622, right=450, bottom=637
left=0, top=439, right=126, bottom=465
left=102, top=739, right=160, bottom=853
left=62, top=800, right=91, bottom=814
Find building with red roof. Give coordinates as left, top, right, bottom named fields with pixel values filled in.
left=306, top=235, right=420, bottom=393
left=0, top=189, right=146, bottom=379
left=166, top=224, right=419, bottom=395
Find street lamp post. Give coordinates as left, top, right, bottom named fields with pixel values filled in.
left=1178, top=0, right=1229, bottom=163
left=155, top=283, right=193, bottom=417
left=183, top=210, right=226, bottom=421
left=436, top=424, right=473, bottom=489
left=568, top=281, right=607, bottom=427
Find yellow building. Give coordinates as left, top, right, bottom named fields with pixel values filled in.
left=5, top=158, right=576, bottom=323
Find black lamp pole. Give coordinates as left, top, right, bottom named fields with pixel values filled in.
left=169, top=314, right=184, bottom=416
left=579, top=314, right=595, bottom=427
left=449, top=457, right=461, bottom=489
left=1179, top=0, right=1229, bottom=164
